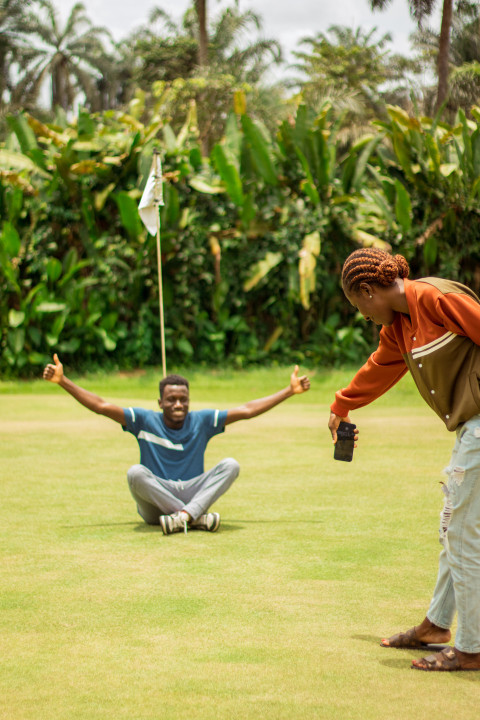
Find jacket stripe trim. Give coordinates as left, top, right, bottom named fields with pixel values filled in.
left=411, top=331, right=456, bottom=359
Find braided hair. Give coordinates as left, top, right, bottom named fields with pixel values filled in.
left=342, top=248, right=410, bottom=295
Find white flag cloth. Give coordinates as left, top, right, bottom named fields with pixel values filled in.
left=138, top=156, right=164, bottom=236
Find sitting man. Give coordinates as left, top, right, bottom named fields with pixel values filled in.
left=43, top=354, right=310, bottom=535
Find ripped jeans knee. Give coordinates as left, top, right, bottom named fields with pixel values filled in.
left=439, top=465, right=465, bottom=541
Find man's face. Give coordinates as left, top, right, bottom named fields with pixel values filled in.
left=159, top=384, right=189, bottom=429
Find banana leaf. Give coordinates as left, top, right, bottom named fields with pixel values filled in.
left=0, top=149, right=50, bottom=178
left=394, top=180, right=412, bottom=233
left=243, top=251, right=282, bottom=292
left=241, top=116, right=278, bottom=186
left=115, top=192, right=144, bottom=239
left=1, top=222, right=21, bottom=256
left=298, top=231, right=320, bottom=310
left=189, top=177, right=225, bottom=194
left=212, top=144, right=244, bottom=206
left=7, top=114, right=38, bottom=154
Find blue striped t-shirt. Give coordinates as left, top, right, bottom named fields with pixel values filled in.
left=122, top=408, right=228, bottom=480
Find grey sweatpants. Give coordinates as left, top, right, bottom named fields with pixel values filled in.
left=127, top=458, right=240, bottom=524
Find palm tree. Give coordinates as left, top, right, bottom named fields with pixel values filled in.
left=128, top=2, right=283, bottom=152
left=450, top=1, right=480, bottom=65
left=370, top=0, right=453, bottom=110
left=411, top=0, right=480, bottom=114
left=437, top=0, right=454, bottom=108
left=13, top=0, right=113, bottom=113
left=195, top=0, right=208, bottom=67
left=194, top=4, right=283, bottom=151
left=129, top=6, right=198, bottom=86
left=209, top=5, right=282, bottom=84
left=0, top=0, right=34, bottom=112
left=289, top=26, right=408, bottom=143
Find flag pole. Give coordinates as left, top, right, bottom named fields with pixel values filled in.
left=152, top=149, right=167, bottom=378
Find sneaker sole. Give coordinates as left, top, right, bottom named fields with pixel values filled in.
left=159, top=516, right=172, bottom=535
left=208, top=515, right=220, bottom=532
left=193, top=514, right=220, bottom=532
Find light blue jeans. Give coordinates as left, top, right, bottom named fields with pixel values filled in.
left=427, top=414, right=480, bottom=653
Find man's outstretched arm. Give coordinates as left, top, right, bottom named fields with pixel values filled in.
left=224, top=365, right=310, bottom=425
left=43, top=353, right=126, bottom=425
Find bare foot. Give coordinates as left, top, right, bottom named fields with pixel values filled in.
left=381, top=617, right=451, bottom=648
left=455, top=649, right=480, bottom=669
left=414, top=617, right=451, bottom=645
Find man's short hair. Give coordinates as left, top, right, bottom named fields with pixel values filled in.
left=159, top=374, right=189, bottom=398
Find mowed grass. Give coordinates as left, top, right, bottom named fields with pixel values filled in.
left=1, top=365, right=479, bottom=720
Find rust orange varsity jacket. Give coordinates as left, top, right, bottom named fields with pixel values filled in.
left=331, top=277, right=480, bottom=431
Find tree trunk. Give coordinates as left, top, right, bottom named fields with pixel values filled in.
left=435, top=0, right=453, bottom=110
left=195, top=0, right=208, bottom=67
left=0, top=51, right=7, bottom=112
left=194, top=0, right=209, bottom=155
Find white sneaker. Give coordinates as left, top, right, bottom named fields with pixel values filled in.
left=159, top=511, right=189, bottom=535
left=191, top=512, right=220, bottom=532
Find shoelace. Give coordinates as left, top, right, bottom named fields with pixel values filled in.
left=178, top=512, right=188, bottom=534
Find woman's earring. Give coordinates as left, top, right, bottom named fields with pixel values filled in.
left=369, top=295, right=373, bottom=298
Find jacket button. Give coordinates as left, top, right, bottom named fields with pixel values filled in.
left=446, top=415, right=450, bottom=419
left=418, top=363, right=423, bottom=368
left=431, top=389, right=435, bottom=394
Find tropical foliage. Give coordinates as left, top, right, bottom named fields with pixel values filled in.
left=1, top=98, right=480, bottom=375
left=126, top=3, right=284, bottom=151
left=289, top=26, right=412, bottom=143
left=1, top=1, right=480, bottom=377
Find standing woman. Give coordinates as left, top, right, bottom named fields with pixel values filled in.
left=329, top=247, right=480, bottom=671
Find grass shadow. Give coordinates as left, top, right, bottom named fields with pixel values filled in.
left=61, top=521, right=138, bottom=529
left=133, top=522, right=244, bottom=534
left=214, top=522, right=244, bottom=532
left=379, top=657, right=415, bottom=670
left=352, top=634, right=451, bottom=652
left=379, top=656, right=480, bottom=680
left=352, top=633, right=379, bottom=644
left=133, top=523, right=160, bottom=533
left=227, top=518, right=324, bottom=524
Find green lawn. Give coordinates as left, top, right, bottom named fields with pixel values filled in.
left=1, top=366, right=479, bottom=719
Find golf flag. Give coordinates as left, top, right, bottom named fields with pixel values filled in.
left=138, top=154, right=164, bottom=235
left=138, top=150, right=168, bottom=377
